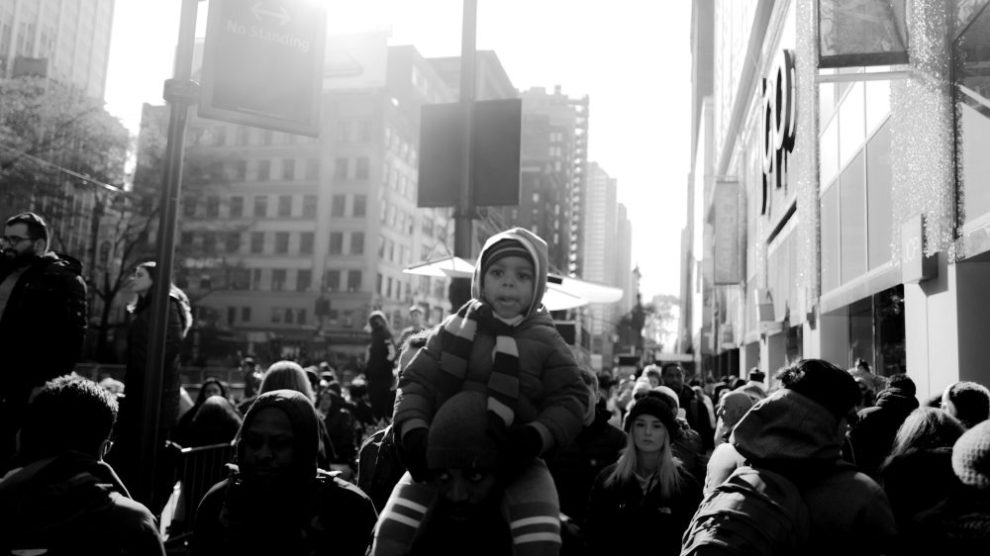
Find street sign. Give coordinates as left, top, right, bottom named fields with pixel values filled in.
left=418, top=99, right=522, bottom=207
left=199, top=0, right=326, bottom=136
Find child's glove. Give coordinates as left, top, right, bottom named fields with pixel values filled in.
left=399, top=428, right=431, bottom=483
left=501, top=425, right=543, bottom=481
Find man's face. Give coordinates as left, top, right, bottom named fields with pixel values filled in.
left=662, top=368, right=684, bottom=391
left=482, top=255, right=535, bottom=319
left=434, top=468, right=499, bottom=522
left=240, top=407, right=295, bottom=486
left=2, top=223, right=43, bottom=266
left=202, top=383, right=223, bottom=399
left=410, top=309, right=424, bottom=326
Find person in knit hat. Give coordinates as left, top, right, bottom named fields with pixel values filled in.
left=401, top=391, right=514, bottom=555
left=907, top=420, right=990, bottom=553
left=585, top=392, right=702, bottom=555
left=376, top=228, right=587, bottom=556
left=190, top=390, right=377, bottom=556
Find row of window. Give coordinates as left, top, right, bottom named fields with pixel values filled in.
left=187, top=155, right=375, bottom=185
left=184, top=193, right=372, bottom=220
left=376, top=272, right=412, bottom=301
left=181, top=230, right=317, bottom=256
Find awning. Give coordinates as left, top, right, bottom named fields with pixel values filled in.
left=402, top=256, right=624, bottom=311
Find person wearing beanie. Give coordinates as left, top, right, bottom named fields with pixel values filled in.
left=908, top=420, right=990, bottom=553
left=585, top=392, right=702, bottom=556
left=697, top=359, right=896, bottom=555
left=378, top=391, right=520, bottom=555
left=381, top=228, right=587, bottom=556
left=941, top=381, right=990, bottom=430
left=190, top=390, right=377, bottom=556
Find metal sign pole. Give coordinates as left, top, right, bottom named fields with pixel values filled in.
left=449, top=0, right=478, bottom=311
left=137, top=0, right=199, bottom=506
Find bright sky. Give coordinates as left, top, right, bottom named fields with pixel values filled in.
left=104, top=0, right=692, bottom=300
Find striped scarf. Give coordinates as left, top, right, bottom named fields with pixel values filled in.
left=435, top=299, right=521, bottom=426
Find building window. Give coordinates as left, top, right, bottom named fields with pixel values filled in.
left=278, top=195, right=292, bottom=217
left=233, top=160, right=247, bottom=180
left=325, top=270, right=341, bottom=292
left=331, top=195, right=346, bottom=217
left=299, top=232, right=314, bottom=254
left=236, top=127, right=249, bottom=145
left=229, top=196, right=244, bottom=218
left=356, top=157, right=370, bottom=180
left=257, top=159, right=270, bottom=181
left=202, top=233, right=217, bottom=254
left=329, top=232, right=343, bottom=254
left=226, top=232, right=240, bottom=253
left=282, top=158, right=295, bottom=181
left=241, top=307, right=252, bottom=322
left=227, top=306, right=236, bottom=326
left=250, top=232, right=264, bottom=253
left=183, top=197, right=196, bottom=217
left=271, top=307, right=282, bottom=324
left=353, top=194, right=367, bottom=217
left=351, top=232, right=364, bottom=255
left=252, top=268, right=262, bottom=289
left=272, top=269, right=286, bottom=291
left=205, top=196, right=220, bottom=218
left=275, top=232, right=290, bottom=254
left=377, top=272, right=384, bottom=295
left=305, top=158, right=319, bottom=180
left=254, top=195, right=267, bottom=217
left=347, top=270, right=362, bottom=292
left=387, top=276, right=394, bottom=299
left=358, top=120, right=372, bottom=142
left=230, top=268, right=250, bottom=290
left=296, top=269, right=311, bottom=292
left=302, top=195, right=317, bottom=217
left=296, top=308, right=308, bottom=325
left=334, top=158, right=348, bottom=180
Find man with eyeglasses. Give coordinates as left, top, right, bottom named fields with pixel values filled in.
left=0, top=211, right=87, bottom=469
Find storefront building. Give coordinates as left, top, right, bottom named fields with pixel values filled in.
left=685, top=0, right=990, bottom=400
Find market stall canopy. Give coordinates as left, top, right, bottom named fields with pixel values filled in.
left=402, top=256, right=624, bottom=311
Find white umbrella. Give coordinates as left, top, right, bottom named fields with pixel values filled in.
left=402, top=256, right=624, bottom=311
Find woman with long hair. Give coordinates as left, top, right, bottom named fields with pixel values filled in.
left=112, top=260, right=192, bottom=509
left=585, top=392, right=702, bottom=555
left=881, top=406, right=966, bottom=537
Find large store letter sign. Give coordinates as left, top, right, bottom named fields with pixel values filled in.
left=761, top=49, right=797, bottom=215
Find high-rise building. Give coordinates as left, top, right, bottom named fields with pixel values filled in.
left=0, top=0, right=115, bottom=100
left=582, top=162, right=625, bottom=362
left=134, top=39, right=509, bottom=368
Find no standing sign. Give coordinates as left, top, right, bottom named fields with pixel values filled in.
left=199, top=0, right=326, bottom=136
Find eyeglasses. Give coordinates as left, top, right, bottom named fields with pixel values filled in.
left=0, top=235, right=34, bottom=246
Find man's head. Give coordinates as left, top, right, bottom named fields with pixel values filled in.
left=471, top=228, right=548, bottom=319
left=942, top=381, right=990, bottom=429
left=748, top=367, right=766, bottom=383
left=408, top=305, right=424, bottom=326
left=2, top=212, right=49, bottom=267
left=427, top=391, right=501, bottom=521
left=236, top=389, right=319, bottom=491
left=19, top=375, right=117, bottom=462
left=776, top=358, right=861, bottom=422
left=660, top=363, right=685, bottom=391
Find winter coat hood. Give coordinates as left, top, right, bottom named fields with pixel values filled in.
left=0, top=451, right=130, bottom=537
left=471, top=227, right=549, bottom=318
left=731, top=388, right=846, bottom=464
left=236, top=389, right=320, bottom=484
left=873, top=386, right=919, bottom=414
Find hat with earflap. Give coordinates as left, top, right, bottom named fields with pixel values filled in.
left=624, top=391, right=678, bottom=436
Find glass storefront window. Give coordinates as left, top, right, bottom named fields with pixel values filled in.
left=840, top=152, right=867, bottom=283
left=821, top=184, right=840, bottom=292
left=820, top=116, right=840, bottom=187
left=838, top=81, right=866, bottom=170
left=864, top=79, right=891, bottom=137
left=867, top=121, right=893, bottom=269
left=957, top=4, right=990, bottom=227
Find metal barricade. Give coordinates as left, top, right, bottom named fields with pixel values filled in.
left=160, top=441, right=235, bottom=544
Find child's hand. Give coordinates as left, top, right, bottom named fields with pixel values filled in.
left=501, top=425, right=543, bottom=481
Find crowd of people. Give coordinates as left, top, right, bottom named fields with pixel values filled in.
left=2, top=215, right=990, bottom=555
